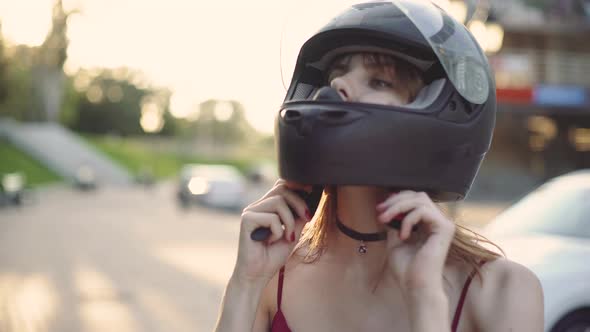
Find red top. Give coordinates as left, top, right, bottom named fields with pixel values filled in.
left=270, top=265, right=480, bottom=332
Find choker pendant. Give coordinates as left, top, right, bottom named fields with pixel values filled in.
left=358, top=241, right=368, bottom=254
left=336, top=218, right=387, bottom=255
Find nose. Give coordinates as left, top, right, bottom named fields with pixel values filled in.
left=330, top=75, right=356, bottom=102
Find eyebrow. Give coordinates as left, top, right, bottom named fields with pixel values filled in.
left=325, top=56, right=351, bottom=83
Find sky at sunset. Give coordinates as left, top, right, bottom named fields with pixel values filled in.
left=0, top=0, right=456, bottom=133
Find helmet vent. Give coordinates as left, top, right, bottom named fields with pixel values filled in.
left=281, top=109, right=303, bottom=121
left=293, top=84, right=315, bottom=100
left=449, top=101, right=457, bottom=111
left=463, top=100, right=475, bottom=115
left=319, top=111, right=347, bottom=120
left=318, top=109, right=365, bottom=125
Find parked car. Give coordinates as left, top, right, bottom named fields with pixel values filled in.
left=135, top=166, right=155, bottom=187
left=1, top=172, right=25, bottom=206
left=73, top=165, right=97, bottom=191
left=483, top=169, right=590, bottom=332
left=245, top=161, right=278, bottom=185
left=177, top=164, right=246, bottom=211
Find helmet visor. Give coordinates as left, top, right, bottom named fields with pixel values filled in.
left=391, top=0, right=491, bottom=104
left=281, top=0, right=492, bottom=104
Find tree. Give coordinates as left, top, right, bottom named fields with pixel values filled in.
left=73, top=72, right=144, bottom=135
left=31, top=0, right=78, bottom=122
left=71, top=69, right=177, bottom=136
left=0, top=22, right=8, bottom=104
left=191, top=99, right=259, bottom=146
left=0, top=0, right=78, bottom=122
left=0, top=45, right=39, bottom=121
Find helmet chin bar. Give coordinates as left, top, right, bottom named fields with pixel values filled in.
left=276, top=84, right=491, bottom=202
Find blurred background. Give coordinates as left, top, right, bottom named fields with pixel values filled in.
left=0, top=0, right=589, bottom=331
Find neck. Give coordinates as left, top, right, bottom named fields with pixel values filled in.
left=336, top=185, right=390, bottom=233
left=325, top=186, right=392, bottom=286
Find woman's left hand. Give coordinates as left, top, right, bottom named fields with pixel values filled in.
left=376, top=190, right=456, bottom=295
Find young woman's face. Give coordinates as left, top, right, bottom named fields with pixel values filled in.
left=327, top=54, right=415, bottom=106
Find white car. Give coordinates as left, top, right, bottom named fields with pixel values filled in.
left=483, top=170, right=590, bottom=332
left=177, top=164, right=246, bottom=211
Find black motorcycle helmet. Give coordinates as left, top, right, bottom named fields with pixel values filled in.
left=276, top=0, right=496, bottom=203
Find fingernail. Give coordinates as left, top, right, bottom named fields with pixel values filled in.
left=393, top=213, right=406, bottom=221
left=305, top=209, right=312, bottom=220
left=290, top=232, right=295, bottom=242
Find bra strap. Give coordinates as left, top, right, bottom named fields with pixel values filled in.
left=451, top=260, right=486, bottom=332
left=451, top=269, right=476, bottom=331
left=277, top=266, right=286, bottom=310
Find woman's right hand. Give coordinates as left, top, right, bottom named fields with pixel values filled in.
left=232, top=179, right=312, bottom=286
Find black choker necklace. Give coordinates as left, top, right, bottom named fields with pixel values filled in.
left=336, top=218, right=387, bottom=254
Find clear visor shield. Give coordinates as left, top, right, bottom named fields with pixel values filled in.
left=391, top=0, right=491, bottom=104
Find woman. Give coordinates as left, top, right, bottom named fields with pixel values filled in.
left=215, top=1, right=543, bottom=331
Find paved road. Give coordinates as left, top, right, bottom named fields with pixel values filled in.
left=0, top=183, right=245, bottom=332
left=0, top=183, right=507, bottom=332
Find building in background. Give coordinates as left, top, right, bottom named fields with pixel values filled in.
left=453, top=0, right=590, bottom=201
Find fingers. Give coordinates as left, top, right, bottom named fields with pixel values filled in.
left=398, top=207, right=425, bottom=240
left=377, top=190, right=427, bottom=212
left=278, top=187, right=312, bottom=221
left=265, top=179, right=312, bottom=220
left=245, top=178, right=309, bottom=209
left=243, top=180, right=313, bottom=243
left=376, top=191, right=453, bottom=240
left=247, top=196, right=297, bottom=242
left=376, top=193, right=425, bottom=224
left=276, top=178, right=313, bottom=193
left=241, top=211, right=285, bottom=243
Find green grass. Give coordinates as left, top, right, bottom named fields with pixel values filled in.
left=0, top=140, right=62, bottom=187
left=82, top=135, right=261, bottom=180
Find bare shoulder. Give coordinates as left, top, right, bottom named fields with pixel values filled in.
left=471, top=258, right=544, bottom=331
left=258, top=252, right=308, bottom=321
